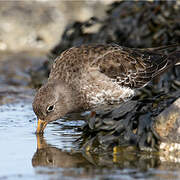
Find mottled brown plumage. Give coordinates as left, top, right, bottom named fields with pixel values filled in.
left=33, top=43, right=180, bottom=133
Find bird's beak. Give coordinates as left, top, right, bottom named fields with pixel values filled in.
left=36, top=119, right=48, bottom=134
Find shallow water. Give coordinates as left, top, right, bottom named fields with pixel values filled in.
left=1, top=53, right=180, bottom=180
left=0, top=88, right=180, bottom=180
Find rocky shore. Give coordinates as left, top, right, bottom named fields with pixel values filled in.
left=1, top=1, right=180, bottom=153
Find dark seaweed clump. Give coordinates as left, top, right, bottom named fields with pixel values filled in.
left=30, top=1, right=180, bottom=151
left=51, top=1, right=180, bottom=55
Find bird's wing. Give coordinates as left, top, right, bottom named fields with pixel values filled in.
left=92, top=46, right=168, bottom=89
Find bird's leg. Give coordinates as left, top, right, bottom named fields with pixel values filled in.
left=88, top=111, right=97, bottom=129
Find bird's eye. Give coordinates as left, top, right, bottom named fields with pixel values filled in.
left=47, top=105, right=55, bottom=113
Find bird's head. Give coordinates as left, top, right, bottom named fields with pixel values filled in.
left=33, top=81, right=76, bottom=134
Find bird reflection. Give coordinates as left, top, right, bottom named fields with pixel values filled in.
left=32, top=134, right=93, bottom=168
left=32, top=135, right=160, bottom=171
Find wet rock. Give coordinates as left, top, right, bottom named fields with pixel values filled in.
left=0, top=52, right=47, bottom=87
left=0, top=85, right=34, bottom=105
left=154, top=98, right=180, bottom=142
left=0, top=52, right=47, bottom=104
left=154, top=98, right=180, bottom=153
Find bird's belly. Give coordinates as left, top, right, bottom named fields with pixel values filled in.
left=85, top=86, right=135, bottom=108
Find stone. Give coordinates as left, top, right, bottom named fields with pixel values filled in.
left=154, top=98, right=180, bottom=154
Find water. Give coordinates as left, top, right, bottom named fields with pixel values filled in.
left=1, top=53, right=180, bottom=180
left=0, top=92, right=180, bottom=180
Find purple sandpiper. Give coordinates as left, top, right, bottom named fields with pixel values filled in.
left=32, top=44, right=180, bottom=134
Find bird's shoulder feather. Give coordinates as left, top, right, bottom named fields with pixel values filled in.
left=90, top=46, right=168, bottom=88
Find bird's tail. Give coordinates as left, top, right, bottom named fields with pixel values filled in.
left=154, top=51, right=180, bottom=77
left=144, top=44, right=180, bottom=51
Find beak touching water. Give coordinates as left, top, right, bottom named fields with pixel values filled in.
left=36, top=119, right=48, bottom=134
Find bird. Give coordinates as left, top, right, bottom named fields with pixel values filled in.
left=32, top=43, right=180, bottom=134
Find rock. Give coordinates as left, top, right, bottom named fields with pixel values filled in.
left=154, top=98, right=180, bottom=142
left=0, top=1, right=108, bottom=52
left=0, top=52, right=47, bottom=104
left=154, top=98, right=180, bottom=152
left=0, top=52, right=47, bottom=87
